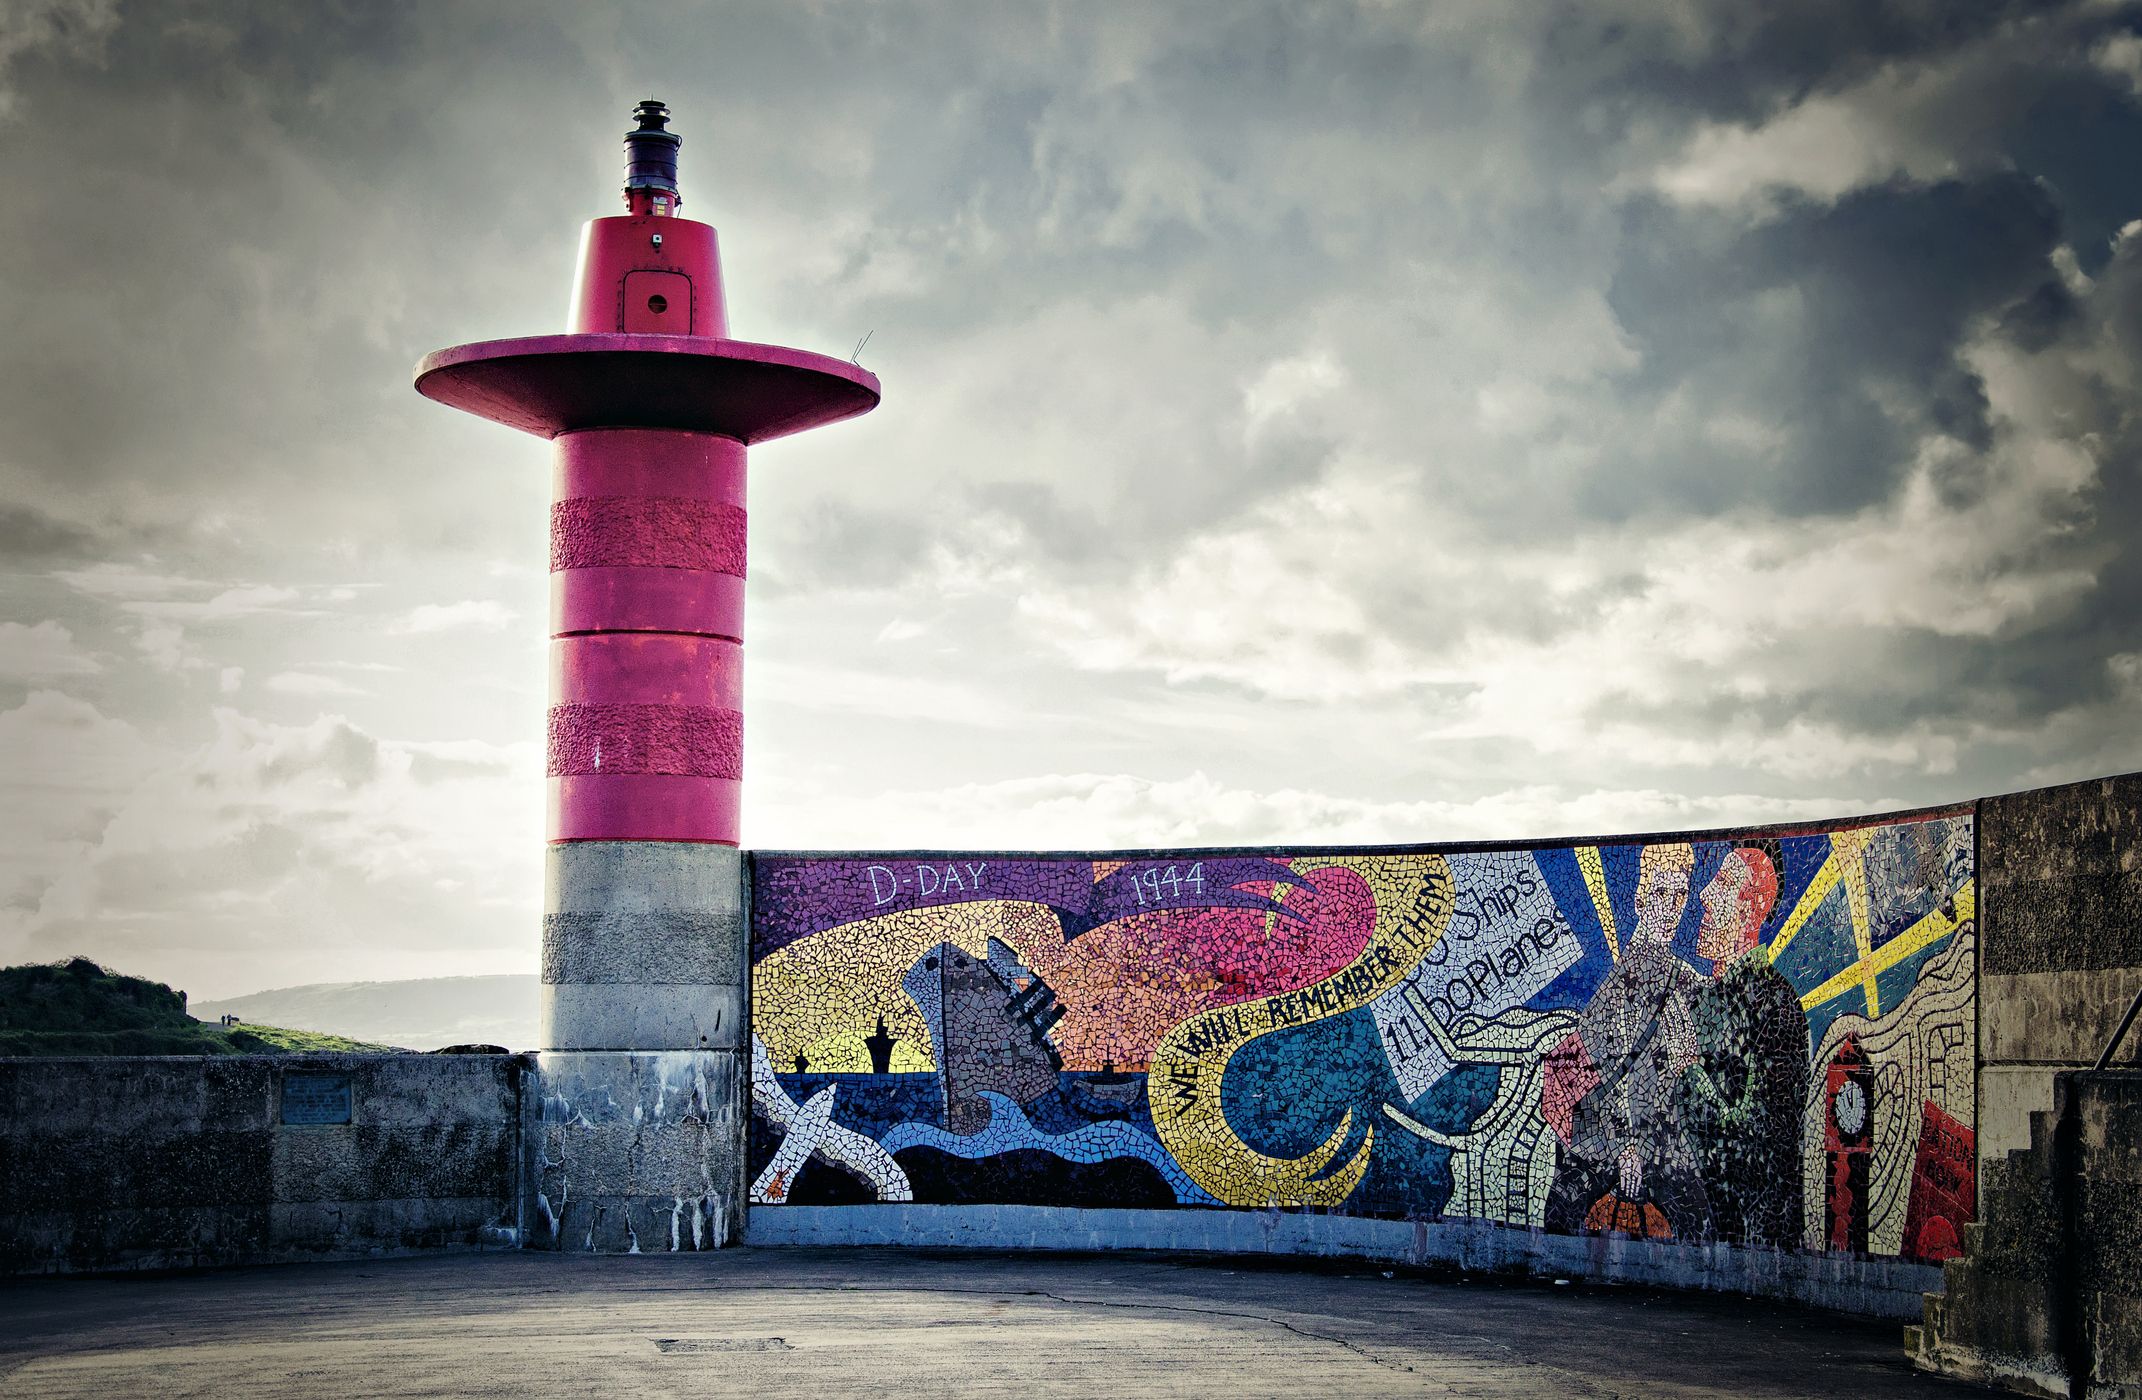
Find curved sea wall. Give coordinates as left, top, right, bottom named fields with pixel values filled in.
left=741, top=806, right=1982, bottom=1317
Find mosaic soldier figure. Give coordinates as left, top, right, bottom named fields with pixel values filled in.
left=1675, top=842, right=1809, bottom=1248
left=1545, top=843, right=1713, bottom=1239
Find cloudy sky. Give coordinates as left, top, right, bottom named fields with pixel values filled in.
left=3, top=1, right=2139, bottom=999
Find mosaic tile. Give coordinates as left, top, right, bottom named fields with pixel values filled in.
left=748, top=815, right=1976, bottom=1261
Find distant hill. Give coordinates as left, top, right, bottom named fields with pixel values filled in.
left=194, top=974, right=540, bottom=1053
left=0, top=958, right=399, bottom=1056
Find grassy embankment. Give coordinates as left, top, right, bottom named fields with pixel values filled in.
left=0, top=957, right=402, bottom=1056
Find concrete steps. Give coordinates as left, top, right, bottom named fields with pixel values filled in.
left=1907, top=1087, right=2068, bottom=1394
left=1910, top=1071, right=2142, bottom=1398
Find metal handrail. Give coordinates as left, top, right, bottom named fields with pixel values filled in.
left=2093, top=982, right=2142, bottom=1072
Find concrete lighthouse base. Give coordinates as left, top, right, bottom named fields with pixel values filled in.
left=529, top=842, right=746, bottom=1252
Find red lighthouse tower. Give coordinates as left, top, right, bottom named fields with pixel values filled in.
left=418, top=100, right=877, bottom=847
left=415, top=103, right=877, bottom=1251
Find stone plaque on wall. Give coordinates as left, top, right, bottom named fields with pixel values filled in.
left=281, top=1072, right=352, bottom=1126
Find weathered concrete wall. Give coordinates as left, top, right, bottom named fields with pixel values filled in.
left=1917, top=1071, right=2142, bottom=1397
left=1976, top=774, right=2142, bottom=1162
left=533, top=840, right=746, bottom=1252
left=2075, top=1073, right=2142, bottom=1397
left=1911, top=772, right=2142, bottom=1396
left=543, top=841, right=746, bottom=1053
left=0, top=1054, right=522, bottom=1274
left=748, top=1205, right=1940, bottom=1318
left=528, top=1049, right=741, bottom=1253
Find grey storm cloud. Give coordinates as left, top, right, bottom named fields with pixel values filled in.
left=1, top=0, right=2140, bottom=995
left=1602, top=172, right=2068, bottom=516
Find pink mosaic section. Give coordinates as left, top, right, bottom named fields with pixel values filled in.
left=1018, top=863, right=1375, bottom=1071
left=545, top=702, right=742, bottom=778
left=550, top=496, right=747, bottom=574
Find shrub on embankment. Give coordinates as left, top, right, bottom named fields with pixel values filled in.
left=0, top=957, right=400, bottom=1055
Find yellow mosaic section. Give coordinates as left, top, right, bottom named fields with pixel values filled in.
left=1798, top=879, right=1976, bottom=1012
left=751, top=901, right=1062, bottom=1073
left=1763, top=825, right=1886, bottom=1015
left=1576, top=846, right=1619, bottom=962
left=1146, top=853, right=1455, bottom=1207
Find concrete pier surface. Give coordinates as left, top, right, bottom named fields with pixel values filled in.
left=0, top=1249, right=1985, bottom=1398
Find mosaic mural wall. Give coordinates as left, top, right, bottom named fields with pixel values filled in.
left=749, top=812, right=1977, bottom=1262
